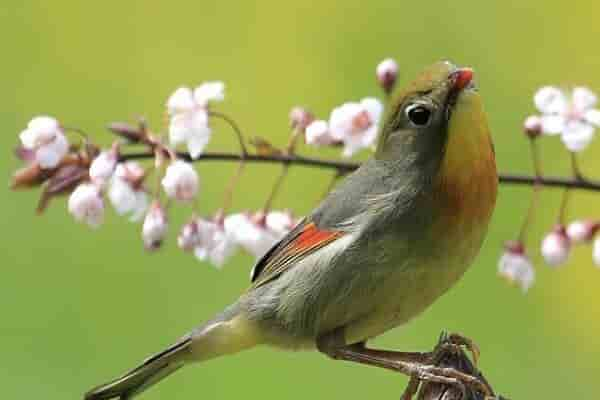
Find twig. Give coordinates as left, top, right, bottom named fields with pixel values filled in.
left=119, top=150, right=600, bottom=192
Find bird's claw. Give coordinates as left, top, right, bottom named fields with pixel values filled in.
left=437, top=331, right=481, bottom=367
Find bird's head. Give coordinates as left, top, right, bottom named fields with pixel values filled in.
left=375, top=61, right=488, bottom=173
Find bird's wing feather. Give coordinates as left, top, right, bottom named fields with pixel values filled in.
left=250, top=218, right=345, bottom=288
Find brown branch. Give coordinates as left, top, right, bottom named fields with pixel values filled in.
left=409, top=334, right=508, bottom=400
left=119, top=150, right=600, bottom=192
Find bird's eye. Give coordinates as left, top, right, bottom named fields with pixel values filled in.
left=406, top=104, right=432, bottom=126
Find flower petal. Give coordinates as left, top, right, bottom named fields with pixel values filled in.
left=534, top=86, right=567, bottom=114
left=561, top=121, right=595, bottom=152
left=187, top=125, right=212, bottom=159
left=584, top=109, right=600, bottom=126
left=540, top=114, right=566, bottom=135
left=572, top=86, right=597, bottom=111
left=360, top=97, right=384, bottom=124
left=167, top=87, right=195, bottom=115
left=305, top=120, right=334, bottom=146
left=194, top=81, right=225, bottom=106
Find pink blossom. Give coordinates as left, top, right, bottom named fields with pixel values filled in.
left=68, top=183, right=104, bottom=228
left=161, top=161, right=200, bottom=202
left=498, top=241, right=535, bottom=292
left=19, top=116, right=69, bottom=169
left=142, top=202, right=168, bottom=251
left=540, top=225, right=571, bottom=267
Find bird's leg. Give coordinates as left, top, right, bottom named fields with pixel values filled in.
left=317, top=330, right=492, bottom=399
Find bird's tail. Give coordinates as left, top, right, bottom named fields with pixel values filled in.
left=85, top=307, right=260, bottom=400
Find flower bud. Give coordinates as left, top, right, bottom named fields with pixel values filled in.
left=161, top=160, right=200, bottom=202
left=540, top=225, right=571, bottom=267
left=107, top=122, right=145, bottom=142
left=89, top=147, right=119, bottom=187
left=523, top=115, right=542, bottom=138
left=68, top=183, right=104, bottom=228
left=142, top=201, right=168, bottom=250
left=289, top=107, right=315, bottom=132
left=19, top=116, right=69, bottom=169
left=305, top=120, right=335, bottom=146
left=178, top=219, right=201, bottom=251
left=376, top=58, right=398, bottom=94
left=566, top=220, right=598, bottom=244
left=498, top=241, right=535, bottom=293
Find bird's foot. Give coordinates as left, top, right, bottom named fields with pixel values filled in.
left=436, top=331, right=481, bottom=367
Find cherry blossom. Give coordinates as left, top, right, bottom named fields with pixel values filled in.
left=224, top=213, right=279, bottom=258
left=195, top=219, right=237, bottom=268
left=566, top=220, right=597, bottom=244
left=498, top=242, right=535, bottom=293
left=108, top=162, right=148, bottom=221
left=305, top=120, right=336, bottom=146
left=167, top=82, right=224, bottom=159
left=89, top=148, right=118, bottom=187
left=265, top=210, right=296, bottom=240
left=194, top=81, right=225, bottom=106
left=68, top=183, right=104, bottom=228
left=19, top=116, right=69, bottom=169
left=289, top=106, right=315, bottom=131
left=376, top=58, right=398, bottom=94
left=329, top=97, right=383, bottom=157
left=161, top=160, right=200, bottom=202
left=142, top=201, right=168, bottom=250
left=540, top=225, right=571, bottom=267
left=534, top=86, right=600, bottom=152
left=523, top=115, right=543, bottom=138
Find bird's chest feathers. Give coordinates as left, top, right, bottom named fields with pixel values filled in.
left=429, top=126, right=497, bottom=260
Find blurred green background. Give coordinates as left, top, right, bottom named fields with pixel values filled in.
left=2, top=1, right=600, bottom=399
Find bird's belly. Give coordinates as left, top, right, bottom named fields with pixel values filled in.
left=338, top=225, right=489, bottom=345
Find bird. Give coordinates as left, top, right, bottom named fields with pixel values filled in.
left=85, top=61, right=498, bottom=400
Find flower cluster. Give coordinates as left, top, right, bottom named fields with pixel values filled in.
left=167, top=82, right=225, bottom=158
left=499, top=220, right=600, bottom=292
left=10, top=71, right=315, bottom=270
left=12, top=57, right=600, bottom=292
left=525, top=86, right=600, bottom=151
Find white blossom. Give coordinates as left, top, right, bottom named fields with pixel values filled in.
left=89, top=150, right=118, bottom=186
left=142, top=202, right=168, bottom=250
left=178, top=219, right=203, bottom=251
left=534, top=86, right=600, bottom=152
left=566, top=220, right=596, bottom=244
left=161, top=161, right=200, bottom=202
left=329, top=97, right=384, bottom=157
left=68, top=183, right=104, bottom=228
left=540, top=226, right=571, bottom=267
left=224, top=213, right=278, bottom=259
left=193, top=219, right=237, bottom=268
left=305, top=120, right=336, bottom=146
left=108, top=162, right=148, bottom=221
left=498, top=243, right=535, bottom=293
left=19, top=116, right=69, bottom=169
left=265, top=210, right=296, bottom=240
left=167, top=87, right=210, bottom=159
left=193, top=81, right=225, bottom=106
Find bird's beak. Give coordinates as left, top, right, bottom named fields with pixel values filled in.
left=449, top=68, right=474, bottom=92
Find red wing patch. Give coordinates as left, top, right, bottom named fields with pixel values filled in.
left=250, top=221, right=345, bottom=288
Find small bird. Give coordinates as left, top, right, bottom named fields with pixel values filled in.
left=85, top=61, right=498, bottom=400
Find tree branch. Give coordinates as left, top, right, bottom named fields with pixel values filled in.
left=120, top=150, right=600, bottom=192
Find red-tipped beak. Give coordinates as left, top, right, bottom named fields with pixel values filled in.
left=450, top=68, right=473, bottom=91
